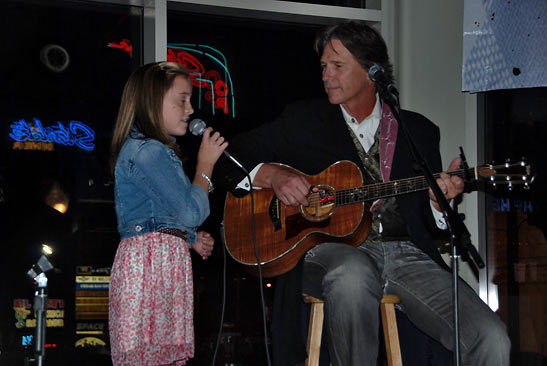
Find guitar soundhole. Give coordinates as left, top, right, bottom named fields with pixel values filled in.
left=301, top=184, right=336, bottom=222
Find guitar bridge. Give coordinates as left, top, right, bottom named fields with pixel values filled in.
left=269, top=196, right=282, bottom=231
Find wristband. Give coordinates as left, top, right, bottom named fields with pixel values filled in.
left=200, top=172, right=214, bottom=193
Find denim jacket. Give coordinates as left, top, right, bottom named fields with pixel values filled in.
left=114, top=131, right=209, bottom=243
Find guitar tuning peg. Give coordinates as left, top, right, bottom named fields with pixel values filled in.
left=508, top=182, right=513, bottom=191
left=524, top=182, right=531, bottom=191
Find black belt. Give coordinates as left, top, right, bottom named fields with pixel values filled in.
left=365, top=236, right=411, bottom=243
left=157, top=227, right=188, bottom=241
left=381, top=236, right=412, bottom=242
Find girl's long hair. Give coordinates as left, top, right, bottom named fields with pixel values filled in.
left=110, top=61, right=190, bottom=173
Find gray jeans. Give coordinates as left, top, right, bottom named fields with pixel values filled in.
left=302, top=241, right=510, bottom=366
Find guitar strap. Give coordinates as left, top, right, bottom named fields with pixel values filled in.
left=379, top=101, right=399, bottom=187
left=344, top=101, right=399, bottom=212
left=345, top=102, right=408, bottom=242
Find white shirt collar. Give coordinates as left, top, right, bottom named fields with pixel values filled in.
left=338, top=94, right=382, bottom=153
left=339, top=94, right=382, bottom=126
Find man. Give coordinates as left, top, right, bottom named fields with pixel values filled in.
left=215, top=21, right=510, bottom=365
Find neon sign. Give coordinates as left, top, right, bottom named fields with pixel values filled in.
left=492, top=198, right=533, bottom=213
left=9, top=118, right=95, bottom=151
left=12, top=141, right=54, bottom=151
left=108, top=38, right=132, bottom=58
left=167, top=44, right=236, bottom=118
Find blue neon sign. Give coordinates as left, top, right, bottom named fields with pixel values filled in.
left=9, top=118, right=95, bottom=151
left=22, top=335, right=33, bottom=346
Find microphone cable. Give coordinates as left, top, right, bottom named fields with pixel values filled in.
left=189, top=119, right=272, bottom=366
left=211, top=220, right=227, bottom=365
left=247, top=176, right=273, bottom=366
left=211, top=171, right=272, bottom=366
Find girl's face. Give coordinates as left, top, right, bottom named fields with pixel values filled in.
left=162, top=75, right=194, bottom=136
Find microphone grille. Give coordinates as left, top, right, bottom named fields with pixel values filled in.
left=368, top=64, right=384, bottom=82
left=189, top=118, right=206, bottom=136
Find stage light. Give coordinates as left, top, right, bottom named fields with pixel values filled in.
left=45, top=181, right=69, bottom=214
left=266, top=283, right=272, bottom=288
left=52, top=203, right=68, bottom=214
left=26, top=255, right=54, bottom=281
left=41, top=244, right=53, bottom=256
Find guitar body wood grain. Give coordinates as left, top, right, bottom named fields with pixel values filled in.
left=223, top=161, right=371, bottom=277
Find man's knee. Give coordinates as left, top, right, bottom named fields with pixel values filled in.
left=479, top=317, right=511, bottom=355
left=466, top=314, right=511, bottom=365
left=322, top=254, right=381, bottom=301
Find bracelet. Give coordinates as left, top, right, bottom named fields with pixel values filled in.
left=200, top=172, right=214, bottom=193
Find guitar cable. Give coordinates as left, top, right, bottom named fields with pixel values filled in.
left=212, top=171, right=272, bottom=366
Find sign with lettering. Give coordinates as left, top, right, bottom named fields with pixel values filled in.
left=14, top=298, right=65, bottom=328
left=492, top=198, right=533, bottom=213
left=9, top=118, right=95, bottom=151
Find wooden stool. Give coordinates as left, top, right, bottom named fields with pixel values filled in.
left=303, top=294, right=402, bottom=366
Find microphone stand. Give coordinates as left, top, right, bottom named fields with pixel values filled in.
left=26, top=255, right=54, bottom=366
left=379, top=87, right=484, bottom=366
left=33, top=273, right=48, bottom=366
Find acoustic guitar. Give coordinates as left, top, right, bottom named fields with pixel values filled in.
left=222, top=160, right=533, bottom=277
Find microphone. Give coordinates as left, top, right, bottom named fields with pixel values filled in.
left=189, top=118, right=245, bottom=170
left=189, top=118, right=207, bottom=136
left=368, top=64, right=399, bottom=97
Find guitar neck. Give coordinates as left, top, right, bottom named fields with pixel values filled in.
left=336, top=167, right=476, bottom=205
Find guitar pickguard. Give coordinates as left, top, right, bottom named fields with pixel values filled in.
left=285, top=213, right=331, bottom=240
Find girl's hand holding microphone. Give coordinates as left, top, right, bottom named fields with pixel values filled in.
left=198, top=127, right=228, bottom=165
left=193, top=127, right=228, bottom=194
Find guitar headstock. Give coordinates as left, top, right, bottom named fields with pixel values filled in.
left=477, top=159, right=535, bottom=190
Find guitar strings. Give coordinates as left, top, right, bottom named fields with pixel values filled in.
left=335, top=169, right=469, bottom=204
left=302, top=168, right=472, bottom=207
left=285, top=161, right=526, bottom=207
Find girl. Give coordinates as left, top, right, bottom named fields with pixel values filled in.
left=109, top=62, right=227, bottom=366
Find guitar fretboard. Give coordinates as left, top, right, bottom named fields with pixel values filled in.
left=336, top=167, right=476, bottom=206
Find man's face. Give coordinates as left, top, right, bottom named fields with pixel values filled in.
left=320, top=39, right=375, bottom=108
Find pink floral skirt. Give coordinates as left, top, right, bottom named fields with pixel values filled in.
left=109, top=232, right=194, bottom=366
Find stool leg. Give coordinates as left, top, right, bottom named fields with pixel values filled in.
left=306, top=301, right=324, bottom=366
left=381, top=301, right=402, bottom=366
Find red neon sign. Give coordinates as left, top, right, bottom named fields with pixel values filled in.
left=108, top=39, right=132, bottom=57
left=167, top=48, right=230, bottom=115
